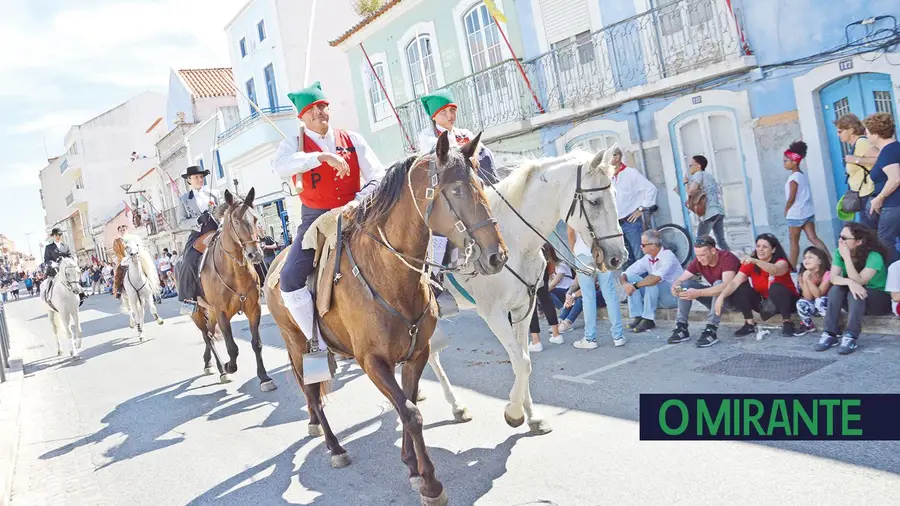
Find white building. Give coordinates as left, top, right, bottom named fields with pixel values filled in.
left=39, top=91, right=166, bottom=263
left=150, top=68, right=238, bottom=254
left=218, top=0, right=358, bottom=246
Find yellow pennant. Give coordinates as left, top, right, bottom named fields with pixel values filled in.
left=485, top=0, right=507, bottom=24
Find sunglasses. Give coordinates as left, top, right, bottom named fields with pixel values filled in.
left=694, top=236, right=716, bottom=248
left=640, top=242, right=658, bottom=247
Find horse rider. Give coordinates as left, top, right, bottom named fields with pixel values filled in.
left=273, top=81, right=385, bottom=344
left=112, top=224, right=128, bottom=299
left=417, top=89, right=499, bottom=290
left=175, top=164, right=221, bottom=312
left=43, top=228, right=86, bottom=304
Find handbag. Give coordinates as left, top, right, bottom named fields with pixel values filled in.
left=685, top=172, right=708, bottom=217
left=840, top=151, right=871, bottom=213
left=759, top=298, right=777, bottom=321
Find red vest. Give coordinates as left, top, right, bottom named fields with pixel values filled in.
left=293, top=129, right=362, bottom=209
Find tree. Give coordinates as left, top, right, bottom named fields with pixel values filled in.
left=353, top=0, right=385, bottom=17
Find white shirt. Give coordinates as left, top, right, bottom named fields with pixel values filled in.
left=554, top=264, right=575, bottom=290
left=612, top=166, right=658, bottom=218
left=158, top=258, right=171, bottom=272
left=193, top=187, right=211, bottom=213
left=11, top=281, right=18, bottom=290
left=887, top=260, right=900, bottom=314
left=273, top=126, right=385, bottom=203
left=624, top=247, right=684, bottom=284
left=785, top=172, right=814, bottom=220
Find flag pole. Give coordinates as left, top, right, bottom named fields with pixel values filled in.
left=488, top=11, right=544, bottom=114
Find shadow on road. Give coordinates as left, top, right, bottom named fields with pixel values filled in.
left=24, top=338, right=147, bottom=374
left=187, top=410, right=527, bottom=506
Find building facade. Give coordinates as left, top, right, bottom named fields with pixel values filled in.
left=335, top=0, right=900, bottom=253
left=217, top=0, right=359, bottom=246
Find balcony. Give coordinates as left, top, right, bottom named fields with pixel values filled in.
left=217, top=105, right=296, bottom=164
left=396, top=0, right=753, bottom=151
left=147, top=207, right=179, bottom=236
left=60, top=153, right=83, bottom=177
left=66, top=188, right=87, bottom=209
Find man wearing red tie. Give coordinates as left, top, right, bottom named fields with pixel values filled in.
left=620, top=229, right=683, bottom=333
left=272, top=81, right=385, bottom=344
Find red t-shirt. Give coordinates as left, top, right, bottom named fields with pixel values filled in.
left=739, top=260, right=799, bottom=298
left=686, top=250, right=741, bottom=284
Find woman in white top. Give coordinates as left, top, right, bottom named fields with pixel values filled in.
left=784, top=140, right=830, bottom=268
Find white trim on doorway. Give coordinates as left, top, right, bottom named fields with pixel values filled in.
left=793, top=53, right=900, bottom=222
left=554, top=118, right=633, bottom=154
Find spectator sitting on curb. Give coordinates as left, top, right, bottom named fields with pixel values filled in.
left=620, top=229, right=683, bottom=333
left=794, top=246, right=832, bottom=336
left=667, top=235, right=744, bottom=348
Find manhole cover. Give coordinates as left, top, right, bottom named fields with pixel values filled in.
left=695, top=353, right=835, bottom=382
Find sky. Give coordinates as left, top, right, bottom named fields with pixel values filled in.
left=0, top=0, right=247, bottom=257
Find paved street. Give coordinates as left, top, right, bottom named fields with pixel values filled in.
left=4, top=292, right=900, bottom=505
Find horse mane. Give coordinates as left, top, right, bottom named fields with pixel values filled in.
left=353, top=155, right=419, bottom=229
left=137, top=249, right=161, bottom=295
left=494, top=150, right=594, bottom=211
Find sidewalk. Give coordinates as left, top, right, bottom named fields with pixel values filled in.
left=5, top=316, right=106, bottom=506
left=0, top=337, right=23, bottom=506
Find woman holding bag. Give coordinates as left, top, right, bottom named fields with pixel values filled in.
left=835, top=114, right=878, bottom=227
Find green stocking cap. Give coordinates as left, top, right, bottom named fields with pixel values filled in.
left=287, top=81, right=329, bottom=117
left=420, top=89, right=456, bottom=119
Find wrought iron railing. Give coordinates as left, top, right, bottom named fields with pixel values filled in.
left=217, top=105, right=294, bottom=143
left=148, top=207, right=178, bottom=235
left=396, top=0, right=744, bottom=152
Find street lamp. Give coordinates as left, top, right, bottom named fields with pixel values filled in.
left=120, top=183, right=132, bottom=192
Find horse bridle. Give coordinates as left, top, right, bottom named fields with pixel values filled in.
left=221, top=204, right=260, bottom=267
left=565, top=163, right=623, bottom=256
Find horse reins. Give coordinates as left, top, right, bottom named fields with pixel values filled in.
left=210, top=204, right=262, bottom=315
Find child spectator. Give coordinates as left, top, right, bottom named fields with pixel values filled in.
left=783, top=140, right=829, bottom=268
left=794, top=247, right=832, bottom=335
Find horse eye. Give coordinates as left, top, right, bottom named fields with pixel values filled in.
left=452, top=186, right=462, bottom=197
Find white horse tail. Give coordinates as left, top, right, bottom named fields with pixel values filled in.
left=137, top=249, right=161, bottom=296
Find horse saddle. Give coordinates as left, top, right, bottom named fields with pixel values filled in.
left=298, top=208, right=344, bottom=316
left=192, top=231, right=216, bottom=253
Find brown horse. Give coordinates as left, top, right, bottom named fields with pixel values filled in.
left=190, top=188, right=275, bottom=391
left=266, top=131, right=507, bottom=506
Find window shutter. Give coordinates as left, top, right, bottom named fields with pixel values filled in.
left=539, top=0, right=592, bottom=43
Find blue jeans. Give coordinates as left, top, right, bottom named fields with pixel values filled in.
left=624, top=273, right=677, bottom=320
left=874, top=205, right=900, bottom=264
left=559, top=297, right=584, bottom=322
left=549, top=287, right=568, bottom=310
left=856, top=195, right=876, bottom=229
left=620, top=219, right=644, bottom=268
left=576, top=254, right=623, bottom=341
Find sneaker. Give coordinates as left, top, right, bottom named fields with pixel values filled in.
left=696, top=325, right=719, bottom=348
left=528, top=341, right=543, bottom=353
left=573, top=338, right=598, bottom=350
left=549, top=334, right=565, bottom=345
left=613, top=336, right=627, bottom=347
left=734, top=323, right=757, bottom=337
left=838, top=334, right=858, bottom=355
left=632, top=319, right=656, bottom=333
left=814, top=332, right=838, bottom=351
left=781, top=321, right=795, bottom=337
left=558, top=320, right=574, bottom=332
left=667, top=324, right=691, bottom=344
left=627, top=317, right=643, bottom=331
left=793, top=321, right=815, bottom=336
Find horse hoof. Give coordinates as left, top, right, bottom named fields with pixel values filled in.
left=219, top=374, right=231, bottom=384
left=157, top=318, right=164, bottom=325
left=409, top=476, right=424, bottom=491
left=528, top=419, right=553, bottom=435
left=420, top=489, right=448, bottom=506
left=416, top=391, right=426, bottom=402
left=504, top=404, right=525, bottom=428
left=129, top=321, right=136, bottom=329
left=453, top=407, right=473, bottom=423
left=330, top=453, right=351, bottom=468
left=308, top=424, right=324, bottom=437
left=203, top=367, right=213, bottom=376
left=225, top=363, right=238, bottom=374
left=75, top=338, right=83, bottom=349
left=260, top=380, right=277, bottom=392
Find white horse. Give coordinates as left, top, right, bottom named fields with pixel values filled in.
left=40, top=256, right=84, bottom=357
left=429, top=147, right=627, bottom=433
left=121, top=236, right=164, bottom=340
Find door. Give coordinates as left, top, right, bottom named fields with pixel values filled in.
left=674, top=111, right=754, bottom=252
left=820, top=73, right=896, bottom=198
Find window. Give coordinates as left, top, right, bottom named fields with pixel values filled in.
left=67, top=143, right=78, bottom=155
left=257, top=20, right=266, bottom=41
left=74, top=176, right=84, bottom=189
left=367, top=63, right=390, bottom=122
left=552, top=31, right=594, bottom=73
left=79, top=211, right=90, bottom=238
left=216, top=151, right=224, bottom=179
left=406, top=36, right=438, bottom=97
left=464, top=4, right=503, bottom=74
left=833, top=97, right=852, bottom=156
left=246, top=78, right=258, bottom=116
left=874, top=90, right=895, bottom=117
left=263, top=64, right=278, bottom=110
left=657, top=0, right=713, bottom=36
left=239, top=38, right=247, bottom=57
left=567, top=134, right=618, bottom=154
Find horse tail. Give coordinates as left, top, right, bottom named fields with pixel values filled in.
left=137, top=250, right=161, bottom=295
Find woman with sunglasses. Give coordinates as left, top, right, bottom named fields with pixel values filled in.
left=715, top=233, right=799, bottom=336
left=817, top=222, right=892, bottom=354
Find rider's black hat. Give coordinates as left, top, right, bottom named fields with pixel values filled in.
left=181, top=165, right=210, bottom=179
left=49, top=228, right=63, bottom=237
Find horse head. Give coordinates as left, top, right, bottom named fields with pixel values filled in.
left=567, top=145, right=629, bottom=271
left=58, top=256, right=81, bottom=286
left=223, top=188, right=264, bottom=265
left=424, top=130, right=508, bottom=275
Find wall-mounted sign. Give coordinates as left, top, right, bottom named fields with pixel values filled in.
left=692, top=96, right=702, bottom=105
left=839, top=59, right=853, bottom=72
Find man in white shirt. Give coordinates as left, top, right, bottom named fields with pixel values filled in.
left=610, top=148, right=657, bottom=268
left=272, top=81, right=385, bottom=346
left=620, top=229, right=683, bottom=333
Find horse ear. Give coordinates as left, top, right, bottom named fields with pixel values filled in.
left=224, top=189, right=234, bottom=206
left=436, top=130, right=450, bottom=163
left=588, top=148, right=608, bottom=174
left=244, top=187, right=255, bottom=207
left=460, top=131, right=483, bottom=161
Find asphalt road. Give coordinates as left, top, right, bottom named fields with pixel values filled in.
left=6, top=291, right=900, bottom=505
